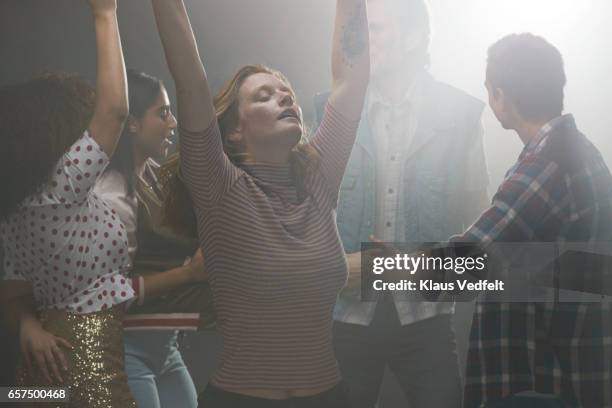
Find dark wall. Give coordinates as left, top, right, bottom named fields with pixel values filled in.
left=0, top=0, right=334, bottom=124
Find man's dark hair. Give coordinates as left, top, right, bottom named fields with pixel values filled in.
left=487, top=33, right=566, bottom=121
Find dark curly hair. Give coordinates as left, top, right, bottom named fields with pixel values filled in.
left=0, top=73, right=95, bottom=221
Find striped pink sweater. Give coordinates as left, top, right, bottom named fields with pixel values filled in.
left=180, top=103, right=360, bottom=391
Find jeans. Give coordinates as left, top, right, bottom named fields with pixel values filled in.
left=333, top=297, right=462, bottom=408
left=197, top=382, right=350, bottom=408
left=124, top=330, right=198, bottom=408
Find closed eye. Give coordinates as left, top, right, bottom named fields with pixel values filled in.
left=159, top=106, right=171, bottom=120
left=253, top=89, right=271, bottom=102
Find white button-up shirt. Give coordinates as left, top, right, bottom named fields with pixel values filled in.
left=367, top=77, right=456, bottom=326
left=1, top=133, right=135, bottom=314
left=368, top=79, right=422, bottom=242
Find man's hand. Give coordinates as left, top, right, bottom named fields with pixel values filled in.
left=19, top=317, right=73, bottom=384
left=345, top=235, right=390, bottom=288
left=346, top=252, right=362, bottom=288
left=88, top=0, right=117, bottom=16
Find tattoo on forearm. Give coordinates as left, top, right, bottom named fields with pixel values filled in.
left=341, top=1, right=367, bottom=67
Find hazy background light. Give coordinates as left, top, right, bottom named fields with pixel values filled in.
left=426, top=0, right=612, bottom=186
left=1, top=2, right=611, bottom=405
left=2, top=0, right=610, bottom=188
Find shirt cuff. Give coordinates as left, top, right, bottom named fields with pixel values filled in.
left=129, top=275, right=145, bottom=307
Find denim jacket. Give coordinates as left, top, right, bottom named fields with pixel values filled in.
left=314, top=74, right=488, bottom=325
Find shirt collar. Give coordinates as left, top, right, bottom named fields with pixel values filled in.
left=367, top=71, right=425, bottom=114
left=522, top=114, right=575, bottom=156
left=240, top=163, right=293, bottom=187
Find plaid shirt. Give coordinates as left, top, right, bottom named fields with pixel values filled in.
left=453, top=115, right=612, bottom=407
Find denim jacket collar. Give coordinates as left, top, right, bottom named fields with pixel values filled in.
left=355, top=106, right=376, bottom=159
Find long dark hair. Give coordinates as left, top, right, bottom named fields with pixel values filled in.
left=0, top=73, right=95, bottom=221
left=106, top=69, right=164, bottom=195
left=161, top=64, right=319, bottom=238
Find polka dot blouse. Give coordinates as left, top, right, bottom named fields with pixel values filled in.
left=0, top=132, right=136, bottom=314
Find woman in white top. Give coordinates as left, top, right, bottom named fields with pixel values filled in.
left=2, top=1, right=142, bottom=406
left=0, top=7, right=208, bottom=406
left=94, top=69, right=205, bottom=408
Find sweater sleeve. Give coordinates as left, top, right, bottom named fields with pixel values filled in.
left=178, top=120, right=241, bottom=209
left=308, top=102, right=361, bottom=204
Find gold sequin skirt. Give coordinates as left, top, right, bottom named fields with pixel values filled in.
left=16, top=306, right=136, bottom=408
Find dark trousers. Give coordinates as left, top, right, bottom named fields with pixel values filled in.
left=0, top=323, right=18, bottom=386
left=333, top=298, right=462, bottom=408
left=197, top=382, right=350, bottom=408
left=485, top=395, right=565, bottom=408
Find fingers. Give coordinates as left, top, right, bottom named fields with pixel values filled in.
left=191, top=249, right=205, bottom=272
left=368, top=234, right=398, bottom=256
left=55, top=337, right=74, bottom=351
left=22, top=346, right=33, bottom=375
left=367, top=235, right=387, bottom=255
left=44, top=348, right=63, bottom=383
left=185, top=248, right=204, bottom=266
left=347, top=263, right=362, bottom=288
left=52, top=339, right=70, bottom=371
left=192, top=248, right=204, bottom=261
left=22, top=338, right=72, bottom=384
left=33, top=350, right=52, bottom=384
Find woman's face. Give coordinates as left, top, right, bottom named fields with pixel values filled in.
left=132, top=86, right=177, bottom=159
left=234, top=73, right=303, bottom=157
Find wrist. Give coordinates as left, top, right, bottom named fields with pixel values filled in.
left=183, top=264, right=199, bottom=283
left=19, top=314, right=41, bottom=332
left=93, top=9, right=117, bottom=20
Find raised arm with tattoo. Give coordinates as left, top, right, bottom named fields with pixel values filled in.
left=329, top=0, right=370, bottom=120
left=308, top=0, right=369, bottom=199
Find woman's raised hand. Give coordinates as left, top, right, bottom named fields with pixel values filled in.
left=151, top=0, right=215, bottom=132
left=86, top=0, right=129, bottom=159
left=87, top=0, right=117, bottom=16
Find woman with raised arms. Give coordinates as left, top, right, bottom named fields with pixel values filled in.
left=151, top=0, right=369, bottom=406
left=0, top=1, right=136, bottom=405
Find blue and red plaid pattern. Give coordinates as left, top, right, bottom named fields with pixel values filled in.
left=454, top=115, right=612, bottom=407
